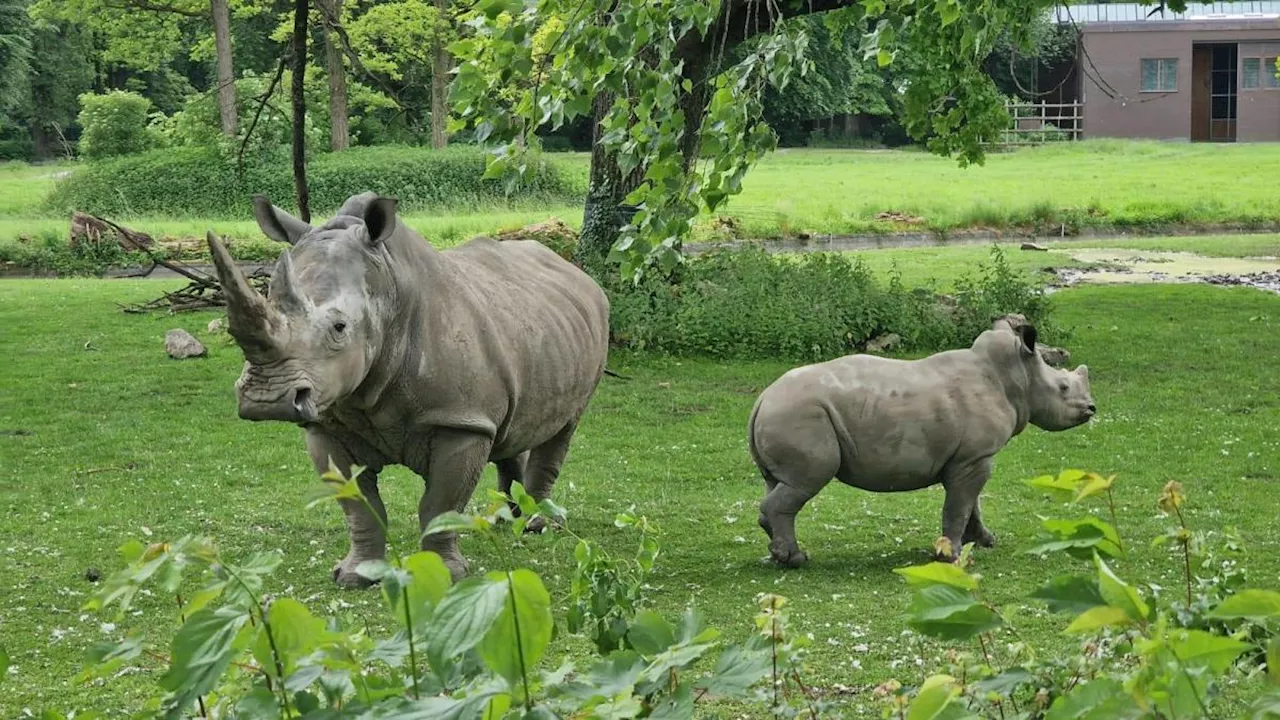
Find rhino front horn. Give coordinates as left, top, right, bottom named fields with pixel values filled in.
left=206, top=231, right=279, bottom=358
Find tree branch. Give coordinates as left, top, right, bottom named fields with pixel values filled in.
left=101, top=0, right=204, bottom=17
left=310, top=0, right=423, bottom=115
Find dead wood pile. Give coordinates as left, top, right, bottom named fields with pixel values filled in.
left=69, top=211, right=270, bottom=314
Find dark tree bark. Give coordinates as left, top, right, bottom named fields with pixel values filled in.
left=320, top=0, right=349, bottom=150
left=211, top=0, right=237, bottom=136
left=430, top=0, right=449, bottom=148
left=576, top=92, right=648, bottom=269
left=291, top=0, right=310, bottom=221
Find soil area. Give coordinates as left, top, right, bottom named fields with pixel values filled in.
left=1048, top=248, right=1280, bottom=295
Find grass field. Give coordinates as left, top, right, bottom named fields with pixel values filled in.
left=5, top=140, right=1280, bottom=255
left=3, top=273, right=1279, bottom=716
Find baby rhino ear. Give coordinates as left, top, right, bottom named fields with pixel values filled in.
left=363, top=196, right=400, bottom=247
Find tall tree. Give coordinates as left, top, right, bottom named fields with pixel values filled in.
left=451, top=0, right=1187, bottom=278
left=210, top=0, right=237, bottom=136
left=320, top=0, right=350, bottom=150
left=291, top=0, right=310, bottom=220
left=430, top=0, right=448, bottom=148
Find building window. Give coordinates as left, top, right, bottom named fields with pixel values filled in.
left=1266, top=57, right=1280, bottom=88
left=1140, top=58, right=1178, bottom=92
left=1243, top=57, right=1261, bottom=89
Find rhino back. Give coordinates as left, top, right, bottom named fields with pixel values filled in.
left=754, top=351, right=1017, bottom=491
left=394, top=237, right=608, bottom=457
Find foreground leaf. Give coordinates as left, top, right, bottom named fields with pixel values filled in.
left=1065, top=606, right=1131, bottom=634
left=1073, top=473, right=1115, bottom=504
left=159, top=606, right=252, bottom=719
left=627, top=610, right=677, bottom=655
left=1094, top=555, right=1148, bottom=622
left=906, top=674, right=963, bottom=720
left=479, top=570, right=553, bottom=690
left=906, top=585, right=1002, bottom=641
left=1033, top=575, right=1106, bottom=614
left=1045, top=678, right=1143, bottom=719
left=894, top=562, right=978, bottom=590
left=694, top=636, right=771, bottom=698
left=1028, top=518, right=1124, bottom=560
left=1169, top=629, right=1250, bottom=674
left=252, top=598, right=326, bottom=679
left=423, top=575, right=508, bottom=674
left=1208, top=589, right=1280, bottom=621
left=973, top=668, right=1033, bottom=696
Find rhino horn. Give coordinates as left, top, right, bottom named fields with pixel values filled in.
left=207, top=231, right=280, bottom=359
left=270, top=250, right=310, bottom=315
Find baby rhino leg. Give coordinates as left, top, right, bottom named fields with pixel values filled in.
left=753, top=414, right=839, bottom=568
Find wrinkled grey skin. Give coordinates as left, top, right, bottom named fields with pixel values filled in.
left=207, top=191, right=610, bottom=587
left=748, top=320, right=1095, bottom=567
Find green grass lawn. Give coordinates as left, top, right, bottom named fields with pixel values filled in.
left=2, top=277, right=1278, bottom=717
left=6, top=140, right=1280, bottom=252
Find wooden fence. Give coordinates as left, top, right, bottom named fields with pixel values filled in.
left=997, top=101, right=1083, bottom=146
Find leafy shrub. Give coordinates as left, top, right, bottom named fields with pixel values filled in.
left=882, top=471, right=1280, bottom=718
left=76, top=91, right=158, bottom=160
left=44, top=144, right=584, bottom=217
left=35, top=468, right=827, bottom=719
left=606, top=244, right=1055, bottom=361
left=0, top=229, right=150, bottom=276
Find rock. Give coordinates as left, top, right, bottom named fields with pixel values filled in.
left=207, top=318, right=224, bottom=333
left=84, top=567, right=102, bottom=583
left=866, top=333, right=902, bottom=353
left=165, top=329, right=207, bottom=359
left=1021, top=241, right=1049, bottom=251
left=1037, top=345, right=1071, bottom=367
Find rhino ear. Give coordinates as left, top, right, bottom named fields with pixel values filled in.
left=253, top=195, right=312, bottom=245
left=363, top=196, right=400, bottom=247
left=1017, top=324, right=1038, bottom=355
left=1077, top=364, right=1089, bottom=379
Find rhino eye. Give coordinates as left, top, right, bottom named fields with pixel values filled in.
left=1058, top=382, right=1069, bottom=393
left=333, top=321, right=347, bottom=334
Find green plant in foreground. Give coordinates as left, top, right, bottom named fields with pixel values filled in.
left=59, top=463, right=813, bottom=719
left=884, top=470, right=1280, bottom=719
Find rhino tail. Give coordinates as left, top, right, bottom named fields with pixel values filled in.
left=602, top=367, right=632, bottom=381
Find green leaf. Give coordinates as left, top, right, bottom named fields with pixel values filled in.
left=648, top=679, right=695, bottom=719
left=1268, top=637, right=1280, bottom=685
left=894, top=562, right=978, bottom=590
left=78, top=634, right=143, bottom=681
left=906, top=585, right=1002, bottom=641
left=303, top=477, right=363, bottom=509
left=422, top=511, right=484, bottom=537
left=1032, top=575, right=1106, bottom=614
left=1169, top=629, right=1250, bottom=674
left=423, top=575, right=508, bottom=674
left=1024, top=470, right=1087, bottom=502
left=1208, top=589, right=1280, bottom=621
left=508, top=481, right=540, bottom=518
left=233, top=686, right=280, bottom=719
left=1028, top=517, right=1124, bottom=560
left=627, top=610, right=676, bottom=655
left=0, top=645, right=8, bottom=684
left=388, top=552, right=453, bottom=632
left=159, top=606, right=252, bottom=719
left=693, top=636, right=771, bottom=698
left=973, top=668, right=1033, bottom=696
left=252, top=598, right=326, bottom=679
left=1094, top=554, right=1149, bottom=622
left=1248, top=688, right=1280, bottom=718
left=907, top=674, right=961, bottom=720
left=1045, top=678, right=1142, bottom=720
left=936, top=0, right=961, bottom=26
left=1064, top=605, right=1131, bottom=634
left=358, top=691, right=511, bottom=719
left=479, top=570, right=553, bottom=690
left=1073, top=474, right=1115, bottom=504
left=559, top=652, right=646, bottom=701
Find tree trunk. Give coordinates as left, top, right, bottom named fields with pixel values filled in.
left=321, top=0, right=349, bottom=151
left=210, top=0, right=237, bottom=136
left=577, top=92, right=647, bottom=271
left=430, top=0, right=449, bottom=149
left=291, top=0, right=310, bottom=221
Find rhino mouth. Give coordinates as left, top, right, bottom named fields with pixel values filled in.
left=236, top=372, right=321, bottom=424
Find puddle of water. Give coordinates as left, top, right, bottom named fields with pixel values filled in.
left=1049, top=248, right=1280, bottom=294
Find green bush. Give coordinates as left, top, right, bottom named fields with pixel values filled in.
left=606, top=244, right=1054, bottom=361
left=0, top=230, right=150, bottom=276
left=43, top=144, right=584, bottom=217
left=76, top=91, right=158, bottom=160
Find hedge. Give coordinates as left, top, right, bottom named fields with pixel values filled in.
left=43, top=145, right=585, bottom=218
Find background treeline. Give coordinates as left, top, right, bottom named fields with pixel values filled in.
left=0, top=0, right=1076, bottom=163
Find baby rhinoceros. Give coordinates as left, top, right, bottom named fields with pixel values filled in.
left=748, top=319, right=1095, bottom=567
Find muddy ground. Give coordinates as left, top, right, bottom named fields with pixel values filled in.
left=1047, top=248, right=1280, bottom=295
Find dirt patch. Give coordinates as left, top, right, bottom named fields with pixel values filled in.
left=1049, top=248, right=1280, bottom=294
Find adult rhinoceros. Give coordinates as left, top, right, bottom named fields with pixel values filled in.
left=748, top=319, right=1095, bottom=567
left=207, top=191, right=610, bottom=587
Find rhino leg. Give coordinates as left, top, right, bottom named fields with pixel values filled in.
left=938, top=457, right=993, bottom=561
left=417, top=429, right=493, bottom=581
left=962, top=498, right=997, bottom=549
left=307, top=430, right=387, bottom=590
left=518, top=420, right=580, bottom=534
left=496, top=452, right=529, bottom=498
left=761, top=483, right=823, bottom=567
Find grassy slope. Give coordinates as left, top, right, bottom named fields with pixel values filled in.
left=2, top=279, right=1278, bottom=717
left=6, top=141, right=1280, bottom=250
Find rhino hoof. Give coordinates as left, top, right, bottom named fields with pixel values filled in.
left=524, top=516, right=549, bottom=534
left=963, top=529, right=997, bottom=549
left=769, top=542, right=809, bottom=569
left=332, top=563, right=378, bottom=590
